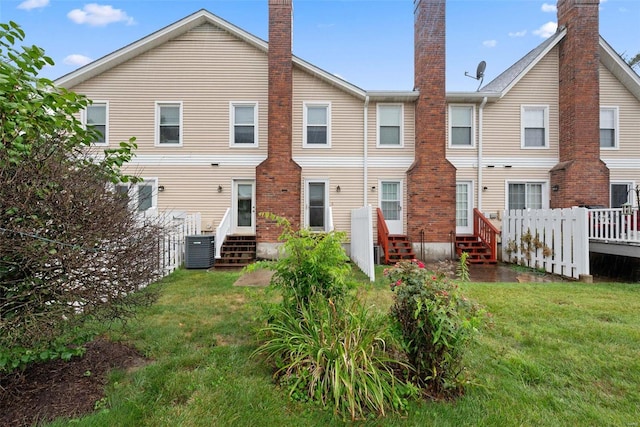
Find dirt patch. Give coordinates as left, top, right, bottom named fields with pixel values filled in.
left=233, top=268, right=274, bottom=287
left=0, top=338, right=149, bottom=427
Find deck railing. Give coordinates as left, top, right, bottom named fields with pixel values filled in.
left=588, top=208, right=640, bottom=243
left=376, top=208, right=390, bottom=265
left=473, top=208, right=500, bottom=263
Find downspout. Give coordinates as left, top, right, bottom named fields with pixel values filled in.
left=477, top=96, right=488, bottom=212
left=363, top=95, right=370, bottom=206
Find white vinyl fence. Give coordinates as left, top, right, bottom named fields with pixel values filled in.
left=502, top=208, right=589, bottom=280
left=351, top=205, right=375, bottom=281
left=140, top=211, right=201, bottom=277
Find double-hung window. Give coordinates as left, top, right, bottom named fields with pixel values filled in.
left=507, top=182, right=545, bottom=210
left=600, top=107, right=618, bottom=149
left=85, top=102, right=108, bottom=145
left=449, top=105, right=474, bottom=147
left=231, top=102, right=258, bottom=146
left=115, top=178, right=158, bottom=213
left=377, top=104, right=402, bottom=146
left=521, top=106, right=549, bottom=148
left=303, top=102, right=330, bottom=147
left=156, top=102, right=182, bottom=146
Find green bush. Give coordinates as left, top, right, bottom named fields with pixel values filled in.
left=250, top=212, right=353, bottom=312
left=253, top=296, right=416, bottom=420
left=386, top=259, right=484, bottom=398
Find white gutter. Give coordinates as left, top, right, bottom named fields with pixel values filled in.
left=478, top=96, right=488, bottom=212
left=363, top=95, right=370, bottom=206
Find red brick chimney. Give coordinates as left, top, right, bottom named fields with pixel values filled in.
left=408, top=0, right=456, bottom=258
left=550, top=0, right=609, bottom=207
left=256, top=0, right=302, bottom=247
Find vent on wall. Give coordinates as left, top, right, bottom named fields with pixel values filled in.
left=185, top=235, right=215, bottom=269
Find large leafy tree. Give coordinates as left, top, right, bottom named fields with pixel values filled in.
left=0, top=22, right=164, bottom=363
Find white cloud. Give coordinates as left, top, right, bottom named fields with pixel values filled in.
left=17, top=0, right=49, bottom=11
left=541, top=3, right=557, bottom=13
left=533, top=21, right=557, bottom=38
left=508, top=30, right=527, bottom=38
left=67, top=4, right=135, bottom=27
left=63, top=54, right=93, bottom=66
left=483, top=40, right=497, bottom=48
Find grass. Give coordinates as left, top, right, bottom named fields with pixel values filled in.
left=47, top=266, right=640, bottom=426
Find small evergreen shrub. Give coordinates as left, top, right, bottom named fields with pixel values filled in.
left=386, top=259, right=485, bottom=398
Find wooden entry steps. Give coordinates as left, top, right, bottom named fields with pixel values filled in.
left=455, top=235, right=497, bottom=264
left=386, top=235, right=416, bottom=263
left=215, top=235, right=256, bottom=268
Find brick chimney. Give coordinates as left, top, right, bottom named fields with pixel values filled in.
left=407, top=0, right=457, bottom=259
left=550, top=0, right=609, bottom=207
left=256, top=0, right=302, bottom=252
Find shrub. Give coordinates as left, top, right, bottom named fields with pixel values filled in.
left=249, top=212, right=353, bottom=312
left=386, top=259, right=484, bottom=398
left=253, top=296, right=416, bottom=420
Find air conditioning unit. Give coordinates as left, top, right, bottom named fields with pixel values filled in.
left=185, top=235, right=215, bottom=269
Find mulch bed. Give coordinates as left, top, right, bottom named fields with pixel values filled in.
left=0, top=338, right=148, bottom=427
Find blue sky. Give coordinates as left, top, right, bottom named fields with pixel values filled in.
left=1, top=0, right=638, bottom=91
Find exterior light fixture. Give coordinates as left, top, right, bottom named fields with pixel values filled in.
left=217, top=185, right=223, bottom=193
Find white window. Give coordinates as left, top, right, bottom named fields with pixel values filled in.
left=377, top=104, right=403, bottom=147
left=521, top=106, right=549, bottom=148
left=600, top=107, right=618, bottom=149
left=230, top=102, right=258, bottom=146
left=507, top=182, right=546, bottom=210
left=115, top=178, right=158, bottom=213
left=303, top=102, right=331, bottom=147
left=155, top=102, right=182, bottom=146
left=449, top=105, right=474, bottom=147
left=84, top=102, right=108, bottom=145
left=611, top=182, right=633, bottom=208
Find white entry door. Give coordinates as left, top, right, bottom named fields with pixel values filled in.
left=456, top=181, right=473, bottom=235
left=305, top=180, right=328, bottom=232
left=233, top=180, right=255, bottom=234
left=380, top=180, right=403, bottom=235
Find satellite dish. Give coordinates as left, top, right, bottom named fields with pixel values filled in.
left=465, top=60, right=487, bottom=91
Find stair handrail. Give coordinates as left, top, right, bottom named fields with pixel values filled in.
left=473, top=208, right=500, bottom=263
left=376, top=208, right=390, bottom=264
left=215, top=208, right=231, bottom=259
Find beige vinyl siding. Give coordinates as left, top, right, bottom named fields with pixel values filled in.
left=122, top=164, right=256, bottom=232
left=482, top=48, right=559, bottom=160
left=600, top=64, right=640, bottom=159
left=71, top=23, right=269, bottom=156
left=293, top=69, right=364, bottom=157
left=299, top=167, right=365, bottom=239
left=367, top=101, right=416, bottom=157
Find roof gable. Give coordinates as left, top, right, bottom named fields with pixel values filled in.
left=55, top=9, right=366, bottom=100
left=478, top=28, right=640, bottom=103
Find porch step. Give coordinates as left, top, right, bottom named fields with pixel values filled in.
left=386, top=235, right=416, bottom=263
left=455, top=235, right=497, bottom=264
left=214, top=235, right=256, bottom=269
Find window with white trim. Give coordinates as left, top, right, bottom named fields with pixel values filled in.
left=600, top=107, right=618, bottom=149
left=507, top=182, right=545, bottom=210
left=156, top=102, right=182, bottom=146
left=85, top=102, right=108, bottom=145
left=449, top=105, right=474, bottom=147
left=230, top=102, right=258, bottom=146
left=611, top=182, right=632, bottom=208
left=115, top=179, right=158, bottom=213
left=377, top=104, right=402, bottom=146
left=521, top=106, right=548, bottom=148
left=303, top=102, right=330, bottom=147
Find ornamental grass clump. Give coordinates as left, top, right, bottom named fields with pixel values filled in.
left=251, top=213, right=416, bottom=420
left=386, top=258, right=485, bottom=399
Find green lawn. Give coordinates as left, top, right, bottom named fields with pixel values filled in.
left=48, top=267, right=640, bottom=426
